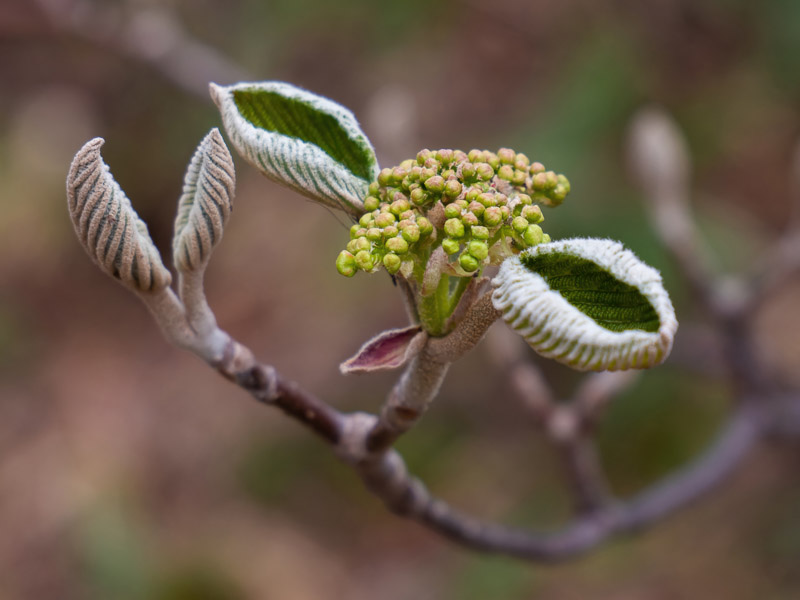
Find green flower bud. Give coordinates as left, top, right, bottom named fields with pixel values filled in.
left=442, top=238, right=461, bottom=255
left=497, top=148, right=516, bottom=164
left=350, top=224, right=361, bottom=239
left=478, top=192, right=496, bottom=207
left=417, top=149, right=433, bottom=165
left=533, top=171, right=558, bottom=191
left=402, top=224, right=420, bottom=243
left=391, top=198, right=411, bottom=215
left=355, top=250, right=374, bottom=271
left=346, top=239, right=360, bottom=253
left=462, top=212, right=479, bottom=227
left=495, top=193, right=508, bottom=206
left=512, top=170, right=527, bottom=186
left=512, top=216, right=529, bottom=233
left=484, top=206, right=503, bottom=226
left=497, top=165, right=514, bottom=181
left=336, top=250, right=357, bottom=277
left=516, top=193, right=532, bottom=205
left=378, top=168, right=393, bottom=186
left=465, top=186, right=481, bottom=202
left=514, top=153, right=530, bottom=169
left=423, top=157, right=440, bottom=170
left=410, top=188, right=428, bottom=206
left=359, top=213, right=374, bottom=228
left=424, top=175, right=445, bottom=193
left=386, top=236, right=409, bottom=254
left=523, top=224, right=544, bottom=246
left=486, top=152, right=500, bottom=170
left=399, top=159, right=415, bottom=170
left=356, top=228, right=367, bottom=238
left=436, top=149, right=454, bottom=165
left=383, top=225, right=399, bottom=238
left=417, top=217, right=433, bottom=236
left=444, top=218, right=465, bottom=238
left=467, top=240, right=489, bottom=260
left=461, top=162, right=476, bottom=180
left=542, top=233, right=551, bottom=243
left=468, top=201, right=485, bottom=217
left=354, top=237, right=371, bottom=252
left=471, top=225, right=489, bottom=240
left=522, top=204, right=544, bottom=223
left=366, top=227, right=382, bottom=241
left=468, top=149, right=482, bottom=162
left=442, top=169, right=456, bottom=180
left=375, top=212, right=396, bottom=228
left=530, top=161, right=545, bottom=174
left=476, top=163, right=494, bottom=181
left=500, top=205, right=510, bottom=220
left=383, top=252, right=402, bottom=274
left=391, top=167, right=408, bottom=185
left=368, top=181, right=380, bottom=196
left=444, top=179, right=463, bottom=199
left=444, top=203, right=462, bottom=219
left=459, top=252, right=480, bottom=272
left=363, top=196, right=380, bottom=212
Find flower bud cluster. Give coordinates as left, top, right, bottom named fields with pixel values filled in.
left=336, top=147, right=569, bottom=277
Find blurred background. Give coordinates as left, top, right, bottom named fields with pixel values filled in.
left=2, top=0, right=800, bottom=598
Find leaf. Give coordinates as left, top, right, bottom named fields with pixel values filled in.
left=340, top=325, right=426, bottom=374
left=492, top=238, right=677, bottom=371
left=66, top=138, right=171, bottom=293
left=210, top=81, right=378, bottom=217
left=173, top=128, right=235, bottom=272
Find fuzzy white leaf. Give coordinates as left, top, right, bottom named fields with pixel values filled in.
left=210, top=81, right=378, bottom=217
left=492, top=238, right=678, bottom=371
left=173, top=128, right=235, bottom=272
left=67, top=138, right=171, bottom=293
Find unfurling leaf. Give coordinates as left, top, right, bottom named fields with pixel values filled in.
left=340, top=325, right=426, bottom=374
left=210, top=81, right=378, bottom=218
left=67, top=138, right=171, bottom=293
left=492, top=238, right=677, bottom=371
left=173, top=128, right=235, bottom=272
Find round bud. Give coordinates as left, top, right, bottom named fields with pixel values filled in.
left=497, top=148, right=515, bottom=164
left=468, top=201, right=485, bottom=217
left=471, top=225, right=489, bottom=240
left=483, top=206, right=503, bottom=227
left=442, top=169, right=456, bottom=180
left=400, top=159, right=415, bottom=170
left=417, top=217, right=433, bottom=236
left=386, top=236, right=409, bottom=254
left=444, top=179, right=462, bottom=199
left=530, top=161, right=545, bottom=174
left=436, top=149, right=454, bottom=165
left=478, top=192, right=496, bottom=207
left=497, top=165, right=514, bottom=181
left=444, top=203, right=462, bottom=219
left=512, top=170, right=527, bottom=186
left=444, top=218, right=465, bottom=238
left=391, top=167, right=408, bottom=185
left=462, top=212, right=479, bottom=227
left=363, top=196, right=380, bottom=212
left=516, top=193, right=532, bottom=205
left=512, top=216, right=529, bottom=233
left=421, top=167, right=437, bottom=181
left=542, top=233, right=551, bottom=243
left=377, top=212, right=397, bottom=228
left=346, top=239, right=360, bottom=254
left=378, top=168, right=393, bottom=186
left=417, top=149, right=433, bottom=165
left=522, top=204, right=544, bottom=223
left=467, top=240, right=489, bottom=260
left=402, top=224, right=420, bottom=243
left=522, top=224, right=544, bottom=246
left=336, top=250, right=357, bottom=277
left=410, top=188, right=428, bottom=206
left=355, top=250, right=374, bottom=271
left=442, top=238, right=461, bottom=255
left=476, top=163, right=494, bottom=181
left=468, top=149, right=482, bottom=162
left=350, top=224, right=361, bottom=239
left=424, top=175, right=445, bottom=193
left=366, top=227, right=382, bottom=241
left=459, top=253, right=480, bottom=272
left=354, top=237, right=371, bottom=252
left=391, top=198, right=411, bottom=215
left=460, top=162, right=477, bottom=180
left=514, top=153, right=530, bottom=169
left=495, top=193, right=508, bottom=206
left=383, top=252, right=402, bottom=274
left=383, top=225, right=399, bottom=238
left=368, top=181, right=380, bottom=196
left=486, top=152, right=500, bottom=170
left=465, top=186, right=481, bottom=202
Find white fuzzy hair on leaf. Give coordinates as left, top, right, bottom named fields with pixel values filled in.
left=210, top=81, right=378, bottom=218
left=492, top=238, right=678, bottom=371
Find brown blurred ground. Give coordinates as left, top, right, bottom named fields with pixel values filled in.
left=1, top=0, right=799, bottom=598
